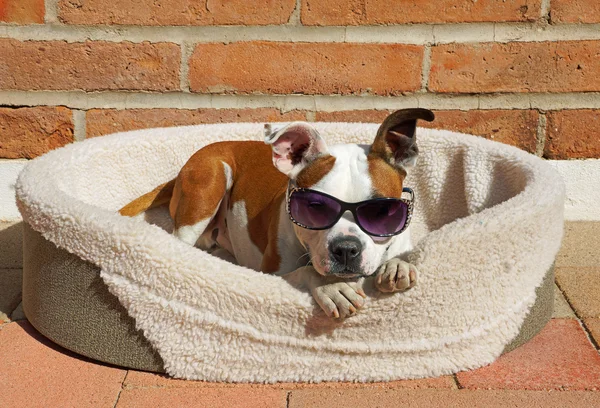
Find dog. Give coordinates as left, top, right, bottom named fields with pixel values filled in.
left=120, top=108, right=435, bottom=318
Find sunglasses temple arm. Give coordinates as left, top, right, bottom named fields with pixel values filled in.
left=402, top=187, right=415, bottom=202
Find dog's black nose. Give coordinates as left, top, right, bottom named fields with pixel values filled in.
left=329, top=237, right=362, bottom=267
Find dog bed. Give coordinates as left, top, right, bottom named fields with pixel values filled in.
left=16, top=122, right=565, bottom=383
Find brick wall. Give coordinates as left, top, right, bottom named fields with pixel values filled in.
left=1, top=0, right=599, bottom=161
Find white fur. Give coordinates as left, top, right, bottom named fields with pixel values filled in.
left=173, top=161, right=234, bottom=251
left=293, top=143, right=410, bottom=277
left=173, top=220, right=210, bottom=247
left=222, top=162, right=233, bottom=190
left=227, top=201, right=263, bottom=271
left=15, top=123, right=565, bottom=383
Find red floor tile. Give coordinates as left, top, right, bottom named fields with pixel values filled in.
left=457, top=319, right=600, bottom=390
left=0, top=321, right=126, bottom=408
left=116, top=387, right=287, bottom=408
left=124, top=370, right=455, bottom=390
left=288, top=389, right=600, bottom=408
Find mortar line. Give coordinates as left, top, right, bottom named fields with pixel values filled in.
left=541, top=0, right=552, bottom=23
left=44, top=0, right=59, bottom=24
left=72, top=109, right=87, bottom=141
left=1, top=91, right=600, bottom=111
left=535, top=112, right=547, bottom=157
left=111, top=372, right=127, bottom=408
left=179, top=42, right=194, bottom=93
left=582, top=320, right=600, bottom=351
left=111, top=390, right=123, bottom=408
left=2, top=23, right=600, bottom=45
left=122, top=371, right=131, bottom=389
left=452, top=373, right=463, bottom=389
left=555, top=280, right=600, bottom=352
left=420, top=45, right=432, bottom=92
left=287, top=0, right=302, bottom=26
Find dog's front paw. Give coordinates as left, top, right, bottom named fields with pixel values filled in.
left=311, top=281, right=367, bottom=319
left=375, top=258, right=417, bottom=293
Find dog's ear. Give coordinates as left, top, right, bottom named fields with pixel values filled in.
left=264, top=122, right=328, bottom=178
left=370, top=108, right=434, bottom=169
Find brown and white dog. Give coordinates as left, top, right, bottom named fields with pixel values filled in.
left=120, top=108, right=435, bottom=318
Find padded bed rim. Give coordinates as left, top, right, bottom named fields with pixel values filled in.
left=21, top=222, right=554, bottom=375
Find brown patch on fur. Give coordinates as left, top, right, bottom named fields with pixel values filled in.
left=119, top=179, right=175, bottom=216
left=226, top=142, right=288, bottom=272
left=169, top=143, right=232, bottom=229
left=260, top=194, right=286, bottom=273
left=370, top=132, right=392, bottom=162
left=120, top=140, right=291, bottom=273
left=295, top=155, right=336, bottom=188
left=367, top=154, right=405, bottom=198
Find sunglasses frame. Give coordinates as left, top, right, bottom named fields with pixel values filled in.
left=286, top=185, right=415, bottom=237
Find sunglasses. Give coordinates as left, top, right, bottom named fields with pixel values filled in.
left=286, top=185, right=414, bottom=237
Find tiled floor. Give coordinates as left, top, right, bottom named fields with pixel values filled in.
left=1, top=221, right=599, bottom=407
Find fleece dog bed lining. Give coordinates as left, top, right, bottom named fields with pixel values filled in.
left=16, top=123, right=565, bottom=382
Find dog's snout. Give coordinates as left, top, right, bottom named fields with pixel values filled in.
left=329, top=237, right=362, bottom=267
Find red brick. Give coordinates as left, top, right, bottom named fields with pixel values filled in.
left=544, top=110, right=600, bottom=159
left=124, top=370, right=455, bottom=390
left=116, top=387, right=287, bottom=408
left=86, top=108, right=307, bottom=138
left=316, top=110, right=539, bottom=153
left=457, top=319, right=600, bottom=390
left=301, top=0, right=541, bottom=25
left=430, top=41, right=600, bottom=93
left=424, top=110, right=539, bottom=153
left=0, top=106, right=74, bottom=159
left=0, top=39, right=180, bottom=91
left=315, top=110, right=391, bottom=123
left=551, top=0, right=600, bottom=23
left=58, top=0, right=295, bottom=25
left=0, top=0, right=44, bottom=23
left=189, top=42, right=423, bottom=96
left=289, top=389, right=600, bottom=407
left=0, top=321, right=126, bottom=408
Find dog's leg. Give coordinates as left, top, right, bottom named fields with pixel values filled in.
left=209, top=247, right=238, bottom=264
left=374, top=258, right=418, bottom=293
left=171, top=158, right=233, bottom=250
left=174, top=219, right=213, bottom=247
left=284, top=266, right=367, bottom=319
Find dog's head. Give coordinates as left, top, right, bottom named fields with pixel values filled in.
left=265, top=109, right=434, bottom=278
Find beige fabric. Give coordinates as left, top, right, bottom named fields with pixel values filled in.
left=503, top=266, right=554, bottom=353
left=22, top=224, right=164, bottom=372
left=22, top=221, right=554, bottom=372
left=16, top=123, right=565, bottom=382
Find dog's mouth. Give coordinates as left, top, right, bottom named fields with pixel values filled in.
left=332, top=271, right=365, bottom=279
left=329, top=265, right=366, bottom=279
left=304, top=250, right=367, bottom=278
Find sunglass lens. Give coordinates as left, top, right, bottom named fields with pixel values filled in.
left=290, top=191, right=342, bottom=229
left=356, top=200, right=408, bottom=236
